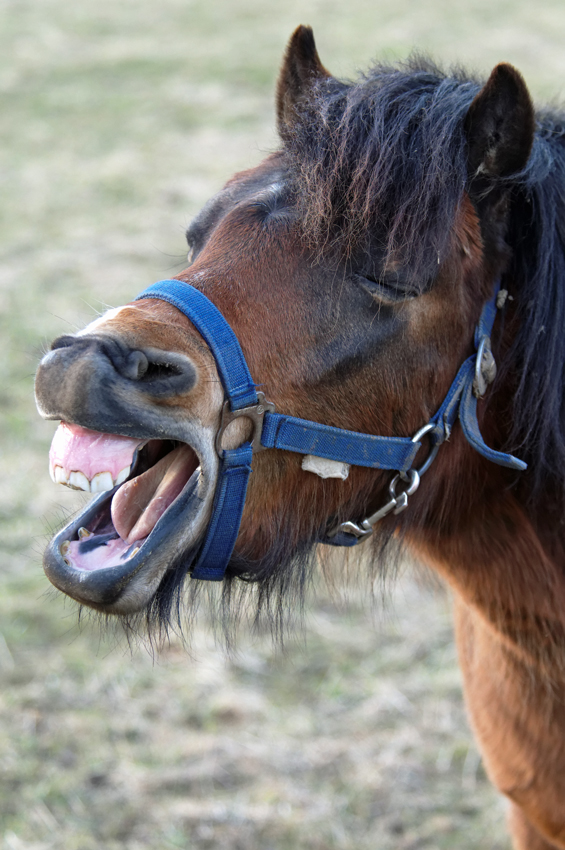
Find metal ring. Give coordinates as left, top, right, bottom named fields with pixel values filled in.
left=410, top=423, right=441, bottom=477
left=389, top=468, right=421, bottom=500
left=215, top=392, right=275, bottom=457
left=411, top=422, right=436, bottom=444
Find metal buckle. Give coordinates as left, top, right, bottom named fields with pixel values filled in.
left=473, top=335, right=497, bottom=398
left=215, top=391, right=275, bottom=457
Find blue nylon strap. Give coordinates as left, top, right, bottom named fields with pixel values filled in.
left=429, top=292, right=526, bottom=471
left=429, top=357, right=475, bottom=440
left=262, top=412, right=420, bottom=471
left=459, top=379, right=527, bottom=471
left=136, top=280, right=257, bottom=579
left=324, top=530, right=367, bottom=548
left=135, top=280, right=258, bottom=411
left=474, top=291, right=499, bottom=348
left=190, top=444, right=253, bottom=580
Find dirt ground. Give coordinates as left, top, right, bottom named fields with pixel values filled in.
left=2, top=1, right=565, bottom=847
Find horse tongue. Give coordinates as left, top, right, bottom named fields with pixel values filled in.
left=111, top=445, right=198, bottom=544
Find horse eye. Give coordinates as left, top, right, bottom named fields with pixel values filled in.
left=355, top=272, right=419, bottom=302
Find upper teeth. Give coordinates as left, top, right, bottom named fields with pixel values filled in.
left=91, top=471, right=114, bottom=493
left=49, top=464, right=131, bottom=493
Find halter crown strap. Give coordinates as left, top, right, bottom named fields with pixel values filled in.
left=136, top=278, right=526, bottom=580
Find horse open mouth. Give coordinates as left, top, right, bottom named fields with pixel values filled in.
left=44, top=422, right=215, bottom=613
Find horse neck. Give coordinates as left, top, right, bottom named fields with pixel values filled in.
left=404, top=425, right=565, bottom=672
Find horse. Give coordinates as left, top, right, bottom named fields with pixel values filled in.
left=34, top=24, right=565, bottom=849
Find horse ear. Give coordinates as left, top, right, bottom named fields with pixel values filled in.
left=276, top=25, right=332, bottom=138
left=464, top=63, right=535, bottom=179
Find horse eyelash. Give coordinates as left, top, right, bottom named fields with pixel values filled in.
left=355, top=272, right=421, bottom=302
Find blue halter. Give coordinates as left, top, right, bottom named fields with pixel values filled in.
left=136, top=279, right=526, bottom=580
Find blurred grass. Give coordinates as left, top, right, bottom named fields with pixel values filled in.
left=2, top=0, right=565, bottom=846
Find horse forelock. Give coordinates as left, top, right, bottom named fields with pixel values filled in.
left=283, top=56, right=480, bottom=284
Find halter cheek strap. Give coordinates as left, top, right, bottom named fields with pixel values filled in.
left=136, top=279, right=526, bottom=580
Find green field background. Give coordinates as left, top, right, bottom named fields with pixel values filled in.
left=1, top=1, right=563, bottom=847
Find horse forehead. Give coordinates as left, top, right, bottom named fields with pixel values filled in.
left=225, top=151, right=287, bottom=195
left=187, top=164, right=288, bottom=236
left=220, top=175, right=287, bottom=214
left=249, top=179, right=285, bottom=200
left=220, top=162, right=288, bottom=208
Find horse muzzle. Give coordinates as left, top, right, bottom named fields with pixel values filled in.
left=35, top=333, right=198, bottom=430
left=35, top=330, right=221, bottom=614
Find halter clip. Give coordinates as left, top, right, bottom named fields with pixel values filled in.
left=327, top=422, right=440, bottom=541
left=334, top=469, right=421, bottom=541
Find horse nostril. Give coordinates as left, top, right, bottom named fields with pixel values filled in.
left=122, top=351, right=149, bottom=381
left=122, top=347, right=198, bottom=396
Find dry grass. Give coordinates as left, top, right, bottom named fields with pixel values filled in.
left=0, top=571, right=511, bottom=849
left=2, top=0, right=565, bottom=846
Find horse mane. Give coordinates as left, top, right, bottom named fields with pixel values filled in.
left=506, top=111, right=565, bottom=495
left=284, top=56, right=479, bottom=277
left=284, top=55, right=565, bottom=503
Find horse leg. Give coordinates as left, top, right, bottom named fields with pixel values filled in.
left=509, top=805, right=563, bottom=850
left=453, top=596, right=565, bottom=850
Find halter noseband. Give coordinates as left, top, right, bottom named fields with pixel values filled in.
left=135, top=279, right=526, bottom=581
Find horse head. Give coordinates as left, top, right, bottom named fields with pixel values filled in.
left=35, top=27, right=534, bottom=622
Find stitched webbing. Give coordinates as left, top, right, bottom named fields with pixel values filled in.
left=190, top=444, right=253, bottom=580
left=136, top=280, right=258, bottom=410
left=261, top=412, right=420, bottom=471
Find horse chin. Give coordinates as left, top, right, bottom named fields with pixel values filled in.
left=43, top=428, right=219, bottom=615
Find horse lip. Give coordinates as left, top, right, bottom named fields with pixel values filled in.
left=43, top=436, right=219, bottom=614
left=44, top=492, right=151, bottom=610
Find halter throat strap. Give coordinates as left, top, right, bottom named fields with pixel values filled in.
left=136, top=279, right=526, bottom=580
